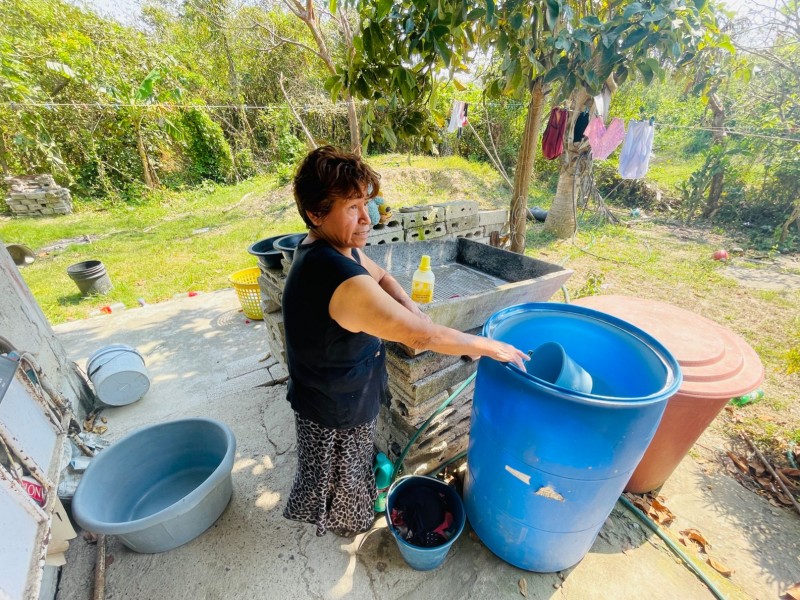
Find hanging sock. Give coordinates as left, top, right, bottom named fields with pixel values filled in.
left=584, top=117, right=626, bottom=160
left=542, top=107, right=569, bottom=160
left=618, top=119, right=655, bottom=179
left=573, top=111, right=590, bottom=142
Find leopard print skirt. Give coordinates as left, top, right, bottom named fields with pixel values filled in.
left=283, top=412, right=378, bottom=537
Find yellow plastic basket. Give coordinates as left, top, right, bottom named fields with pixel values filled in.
left=229, top=267, right=264, bottom=320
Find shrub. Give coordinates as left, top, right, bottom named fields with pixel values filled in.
left=181, top=109, right=234, bottom=183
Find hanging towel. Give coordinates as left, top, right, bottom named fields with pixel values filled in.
left=584, top=117, right=626, bottom=160
left=573, top=111, right=590, bottom=142
left=447, top=100, right=466, bottom=133
left=618, top=119, right=655, bottom=179
left=542, top=107, right=569, bottom=160
left=593, top=85, right=612, bottom=122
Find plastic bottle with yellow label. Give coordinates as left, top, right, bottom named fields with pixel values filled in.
left=411, top=255, right=435, bottom=303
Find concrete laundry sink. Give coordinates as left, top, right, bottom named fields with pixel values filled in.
left=363, top=238, right=572, bottom=352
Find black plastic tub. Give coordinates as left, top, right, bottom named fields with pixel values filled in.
left=274, top=233, right=306, bottom=263
left=248, top=235, right=284, bottom=269
left=67, top=260, right=113, bottom=296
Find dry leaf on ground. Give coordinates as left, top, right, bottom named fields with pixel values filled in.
left=680, top=528, right=711, bottom=552
left=781, top=582, right=800, bottom=600
left=518, top=578, right=528, bottom=597
left=706, top=557, right=733, bottom=577
left=726, top=451, right=749, bottom=474
left=624, top=492, right=675, bottom=525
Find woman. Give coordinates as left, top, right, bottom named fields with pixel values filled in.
left=282, top=146, right=527, bottom=537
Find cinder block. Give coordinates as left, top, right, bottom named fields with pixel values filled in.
left=399, top=206, right=445, bottom=228
left=387, top=358, right=477, bottom=406
left=385, top=344, right=463, bottom=382
left=478, top=209, right=508, bottom=227
left=260, top=297, right=280, bottom=315
left=376, top=381, right=475, bottom=473
left=404, top=222, right=447, bottom=242
left=445, top=213, right=480, bottom=233
left=258, top=274, right=283, bottom=308
left=433, top=200, right=478, bottom=220
left=451, top=227, right=484, bottom=239
left=258, top=264, right=286, bottom=287
left=366, top=222, right=404, bottom=246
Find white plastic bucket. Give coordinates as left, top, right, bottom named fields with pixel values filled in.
left=86, top=344, right=150, bottom=406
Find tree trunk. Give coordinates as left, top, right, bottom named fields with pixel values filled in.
left=0, top=132, right=9, bottom=176
left=222, top=34, right=255, bottom=149
left=545, top=88, right=592, bottom=239
left=509, top=79, right=546, bottom=254
left=545, top=145, right=583, bottom=237
left=344, top=92, right=362, bottom=156
left=135, top=123, right=158, bottom=190
left=702, top=93, right=725, bottom=220
left=779, top=202, right=800, bottom=246
left=291, top=1, right=362, bottom=155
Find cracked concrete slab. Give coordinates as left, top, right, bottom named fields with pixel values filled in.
left=52, top=289, right=789, bottom=600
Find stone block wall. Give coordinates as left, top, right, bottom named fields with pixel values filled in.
left=4, top=175, right=73, bottom=216
left=368, top=200, right=507, bottom=247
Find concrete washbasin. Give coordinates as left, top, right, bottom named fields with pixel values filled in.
left=363, top=238, right=573, bottom=354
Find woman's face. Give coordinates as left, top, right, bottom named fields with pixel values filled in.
left=312, top=193, right=372, bottom=249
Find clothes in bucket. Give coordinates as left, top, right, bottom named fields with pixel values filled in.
left=385, top=475, right=466, bottom=571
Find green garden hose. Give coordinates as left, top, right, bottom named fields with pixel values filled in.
left=618, top=495, right=728, bottom=600
left=392, top=371, right=477, bottom=478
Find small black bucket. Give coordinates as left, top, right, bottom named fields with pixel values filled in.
left=67, top=260, right=113, bottom=296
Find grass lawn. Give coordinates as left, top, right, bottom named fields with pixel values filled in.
left=1, top=154, right=798, bottom=449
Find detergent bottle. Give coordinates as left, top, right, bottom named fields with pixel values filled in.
left=411, top=255, right=435, bottom=304
left=374, top=452, right=393, bottom=512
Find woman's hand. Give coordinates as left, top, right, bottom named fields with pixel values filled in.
left=484, top=340, right=528, bottom=370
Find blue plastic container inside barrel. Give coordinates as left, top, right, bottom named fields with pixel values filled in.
left=464, top=302, right=681, bottom=573
left=72, top=418, right=236, bottom=553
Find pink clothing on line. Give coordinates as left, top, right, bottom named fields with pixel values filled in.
left=584, top=117, right=626, bottom=160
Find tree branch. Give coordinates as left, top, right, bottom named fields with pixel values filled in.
left=251, top=20, right=331, bottom=68
left=279, top=72, right=317, bottom=150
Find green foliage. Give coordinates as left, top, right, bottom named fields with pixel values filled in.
left=594, top=164, right=662, bottom=209
left=679, top=143, right=745, bottom=221
left=181, top=109, right=234, bottom=183
left=272, top=133, right=305, bottom=185
left=573, top=271, right=606, bottom=299
left=233, top=147, right=256, bottom=180
left=338, top=0, right=727, bottom=154
left=787, top=318, right=800, bottom=376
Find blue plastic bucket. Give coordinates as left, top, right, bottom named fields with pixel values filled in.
left=464, top=302, right=682, bottom=572
left=385, top=476, right=466, bottom=571
left=86, top=343, right=150, bottom=407
left=72, top=418, right=235, bottom=553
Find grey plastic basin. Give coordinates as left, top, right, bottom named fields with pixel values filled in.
left=72, top=418, right=236, bottom=553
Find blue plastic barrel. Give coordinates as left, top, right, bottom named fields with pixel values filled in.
left=464, top=303, right=682, bottom=572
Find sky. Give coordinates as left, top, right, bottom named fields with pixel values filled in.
left=67, top=0, right=144, bottom=26
left=74, top=0, right=755, bottom=25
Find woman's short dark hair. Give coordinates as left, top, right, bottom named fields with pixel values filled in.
left=293, top=146, right=381, bottom=229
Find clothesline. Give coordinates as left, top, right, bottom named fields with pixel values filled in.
left=0, top=101, right=351, bottom=112
left=3, top=100, right=798, bottom=145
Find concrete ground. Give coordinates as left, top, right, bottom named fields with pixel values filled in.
left=53, top=290, right=800, bottom=600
